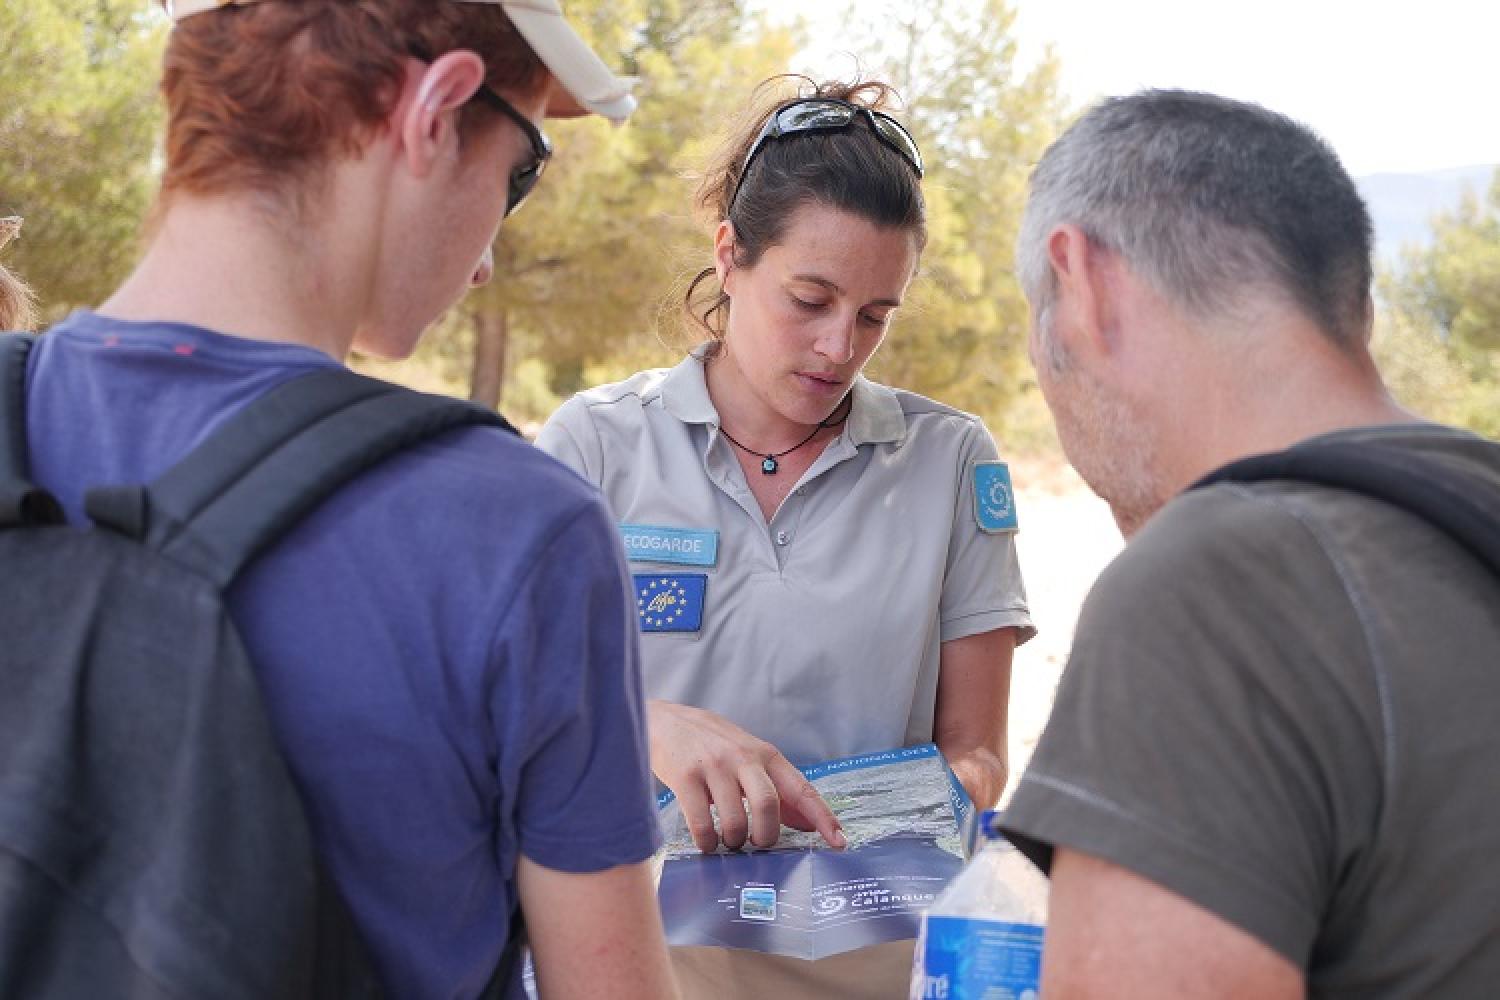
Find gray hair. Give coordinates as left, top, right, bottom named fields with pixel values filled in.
left=1017, top=90, right=1373, bottom=347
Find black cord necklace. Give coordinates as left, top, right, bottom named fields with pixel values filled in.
left=718, top=395, right=852, bottom=475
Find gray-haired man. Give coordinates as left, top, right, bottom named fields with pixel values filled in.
left=1000, top=90, right=1500, bottom=996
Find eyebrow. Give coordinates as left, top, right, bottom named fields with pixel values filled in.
left=790, top=273, right=903, bottom=309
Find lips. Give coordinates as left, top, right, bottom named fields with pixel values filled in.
left=795, top=371, right=844, bottom=394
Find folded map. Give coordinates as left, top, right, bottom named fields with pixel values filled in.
left=655, top=743, right=973, bottom=960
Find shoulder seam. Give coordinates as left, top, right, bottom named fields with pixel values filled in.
left=573, top=385, right=665, bottom=411
left=902, top=401, right=982, bottom=424
left=1218, top=483, right=1396, bottom=810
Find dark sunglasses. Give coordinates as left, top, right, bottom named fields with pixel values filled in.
left=408, top=46, right=552, bottom=217
left=728, top=98, right=925, bottom=215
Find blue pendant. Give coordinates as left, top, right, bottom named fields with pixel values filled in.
left=761, top=456, right=779, bottom=475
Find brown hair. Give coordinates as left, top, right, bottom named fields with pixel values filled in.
left=157, top=0, right=547, bottom=206
left=684, top=75, right=927, bottom=342
left=0, top=219, right=35, bottom=331
left=0, top=266, right=35, bottom=332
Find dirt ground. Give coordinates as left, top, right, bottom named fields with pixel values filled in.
left=1000, top=458, right=1123, bottom=807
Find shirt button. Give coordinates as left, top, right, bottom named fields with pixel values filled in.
left=776, top=531, right=790, bottom=545
left=795, top=487, right=807, bottom=496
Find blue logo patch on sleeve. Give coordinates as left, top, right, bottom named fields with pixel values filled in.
left=619, top=524, right=719, bottom=567
left=973, top=461, right=1019, bottom=533
left=634, top=574, right=707, bottom=632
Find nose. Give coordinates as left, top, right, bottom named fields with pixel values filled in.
left=470, top=245, right=495, bottom=288
left=813, top=313, right=857, bottom=365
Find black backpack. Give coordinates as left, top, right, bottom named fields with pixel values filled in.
left=0, top=332, right=518, bottom=998
left=1193, top=435, right=1500, bottom=578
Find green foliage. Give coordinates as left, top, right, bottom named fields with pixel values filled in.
left=432, top=0, right=1063, bottom=433
left=423, top=0, right=799, bottom=404
left=1371, top=310, right=1497, bottom=437
left=804, top=0, right=1065, bottom=446
left=0, top=1, right=166, bottom=318
left=1385, top=171, right=1500, bottom=355
left=501, top=357, right=565, bottom=431
left=1381, top=169, right=1500, bottom=438
left=3, top=1, right=1055, bottom=452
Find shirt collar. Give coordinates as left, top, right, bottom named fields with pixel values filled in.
left=660, top=346, right=720, bottom=425
left=660, top=344, right=908, bottom=446
left=846, top=374, right=907, bottom=446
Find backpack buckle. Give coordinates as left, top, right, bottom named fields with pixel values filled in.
left=85, top=485, right=149, bottom=539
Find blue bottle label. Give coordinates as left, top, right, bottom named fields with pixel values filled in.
left=915, top=916, right=1044, bottom=999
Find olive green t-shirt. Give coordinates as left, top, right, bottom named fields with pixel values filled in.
left=1002, top=424, right=1500, bottom=996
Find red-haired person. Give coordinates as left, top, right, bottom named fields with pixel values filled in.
left=15, top=3, right=676, bottom=998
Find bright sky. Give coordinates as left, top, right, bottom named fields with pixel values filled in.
left=762, top=0, right=1499, bottom=177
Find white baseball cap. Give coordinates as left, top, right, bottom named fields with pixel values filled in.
left=165, top=0, right=637, bottom=124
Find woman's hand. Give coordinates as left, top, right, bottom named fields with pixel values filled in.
left=647, top=700, right=846, bottom=854
left=946, top=747, right=1009, bottom=813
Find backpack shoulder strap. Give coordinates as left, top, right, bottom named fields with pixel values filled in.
left=86, top=366, right=516, bottom=588
left=1193, top=438, right=1500, bottom=579
left=1, top=332, right=33, bottom=485
left=0, top=332, right=64, bottom=527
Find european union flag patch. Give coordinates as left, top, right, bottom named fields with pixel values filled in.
left=973, top=461, right=1019, bottom=533
left=634, top=574, right=707, bottom=633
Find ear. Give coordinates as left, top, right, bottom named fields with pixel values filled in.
left=397, top=49, right=488, bottom=179
left=713, top=220, right=737, bottom=294
left=1045, top=223, right=1121, bottom=360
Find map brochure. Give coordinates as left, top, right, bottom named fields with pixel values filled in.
left=654, top=743, right=974, bottom=961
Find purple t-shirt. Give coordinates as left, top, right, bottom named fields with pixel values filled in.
left=23, top=312, right=662, bottom=999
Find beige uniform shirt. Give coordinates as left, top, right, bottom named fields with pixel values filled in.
left=535, top=352, right=1034, bottom=767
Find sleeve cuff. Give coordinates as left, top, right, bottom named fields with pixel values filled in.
left=519, top=813, right=664, bottom=874
left=940, top=608, right=1037, bottom=646
left=998, top=770, right=1317, bottom=967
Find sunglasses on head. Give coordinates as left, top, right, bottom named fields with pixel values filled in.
left=728, top=98, right=925, bottom=215
left=408, top=46, right=552, bottom=217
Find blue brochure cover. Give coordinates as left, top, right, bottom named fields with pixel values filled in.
left=655, top=743, right=973, bottom=960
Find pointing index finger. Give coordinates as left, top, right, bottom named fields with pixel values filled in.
left=766, top=754, right=846, bottom=850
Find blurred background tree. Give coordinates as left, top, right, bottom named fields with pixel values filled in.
left=0, top=0, right=165, bottom=315
left=1379, top=169, right=1500, bottom=437
left=417, top=0, right=799, bottom=412
left=432, top=0, right=1067, bottom=437
left=1, top=0, right=1494, bottom=447
left=814, top=0, right=1065, bottom=448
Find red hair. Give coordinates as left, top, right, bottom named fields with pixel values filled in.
left=158, top=0, right=546, bottom=201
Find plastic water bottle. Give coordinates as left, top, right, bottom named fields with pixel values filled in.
left=908, top=810, right=1048, bottom=1000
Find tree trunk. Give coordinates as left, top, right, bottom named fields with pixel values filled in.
left=469, top=306, right=508, bottom=410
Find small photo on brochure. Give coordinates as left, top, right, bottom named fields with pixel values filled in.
left=738, top=885, right=777, bottom=921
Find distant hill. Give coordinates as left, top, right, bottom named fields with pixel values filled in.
left=1357, top=164, right=1496, bottom=263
